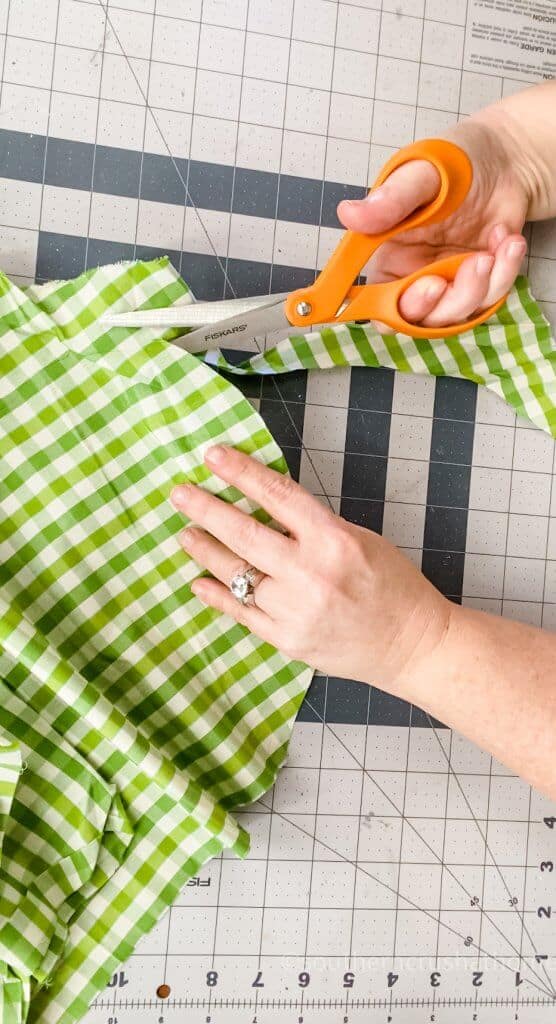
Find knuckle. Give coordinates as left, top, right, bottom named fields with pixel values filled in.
left=312, top=578, right=336, bottom=619
left=233, top=459, right=252, bottom=489
left=326, top=531, right=345, bottom=566
left=282, top=624, right=309, bottom=661
left=341, top=524, right=364, bottom=559
left=263, top=470, right=293, bottom=505
left=185, top=526, right=207, bottom=549
left=380, top=184, right=408, bottom=225
left=235, top=515, right=260, bottom=551
left=325, top=522, right=359, bottom=571
left=227, top=595, right=249, bottom=627
left=189, top=487, right=210, bottom=518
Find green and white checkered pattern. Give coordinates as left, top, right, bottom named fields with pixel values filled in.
left=208, top=276, right=556, bottom=438
left=1, top=257, right=554, bottom=1024
left=0, top=258, right=312, bottom=1024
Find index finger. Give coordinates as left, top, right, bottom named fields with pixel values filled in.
left=204, top=445, right=333, bottom=537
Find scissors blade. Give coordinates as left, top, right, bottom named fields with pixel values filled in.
left=100, top=292, right=287, bottom=328
left=177, top=295, right=292, bottom=352
left=100, top=293, right=292, bottom=352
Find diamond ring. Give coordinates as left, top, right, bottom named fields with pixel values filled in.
left=230, top=567, right=260, bottom=606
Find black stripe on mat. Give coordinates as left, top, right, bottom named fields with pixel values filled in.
left=422, top=377, right=477, bottom=602
left=1, top=129, right=365, bottom=228
left=35, top=230, right=318, bottom=300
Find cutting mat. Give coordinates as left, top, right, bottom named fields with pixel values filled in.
left=1, top=0, right=556, bottom=1020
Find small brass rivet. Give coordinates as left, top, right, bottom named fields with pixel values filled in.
left=296, top=301, right=312, bottom=317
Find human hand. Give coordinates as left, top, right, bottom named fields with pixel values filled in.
left=337, top=119, right=530, bottom=331
left=170, top=445, right=452, bottom=692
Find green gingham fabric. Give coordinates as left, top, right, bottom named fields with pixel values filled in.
left=0, top=259, right=313, bottom=1024
left=0, top=257, right=554, bottom=1024
left=207, top=275, right=556, bottom=439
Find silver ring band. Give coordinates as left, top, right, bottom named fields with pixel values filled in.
left=230, top=566, right=259, bottom=605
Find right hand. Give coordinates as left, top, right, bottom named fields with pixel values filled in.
left=337, top=120, right=530, bottom=331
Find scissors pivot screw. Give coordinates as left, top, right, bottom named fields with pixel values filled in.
left=296, top=300, right=312, bottom=317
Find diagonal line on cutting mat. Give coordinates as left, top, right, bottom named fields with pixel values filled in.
left=300, top=697, right=555, bottom=997
left=255, top=791, right=554, bottom=999
left=131, top=0, right=158, bottom=264
left=390, top=700, right=413, bottom=1012
left=83, top=1, right=108, bottom=272
left=517, top=786, right=534, bottom=1015
left=87, top=0, right=555, bottom=1000
left=432, top=727, right=454, bottom=1016
left=475, top=749, right=494, bottom=1013
left=424, top=710, right=556, bottom=996
left=92, top=0, right=335, bottom=513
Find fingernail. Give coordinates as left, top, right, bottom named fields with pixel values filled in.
left=413, top=277, right=444, bottom=300
left=476, top=254, right=493, bottom=275
left=180, top=527, right=198, bottom=546
left=423, top=279, right=445, bottom=301
left=205, top=444, right=227, bottom=465
left=490, top=223, right=508, bottom=248
left=171, top=484, right=194, bottom=507
left=509, top=239, right=526, bottom=260
left=364, top=187, right=383, bottom=203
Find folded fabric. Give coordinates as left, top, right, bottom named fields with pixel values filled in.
left=0, top=259, right=312, bottom=1024
left=1, top=257, right=554, bottom=1024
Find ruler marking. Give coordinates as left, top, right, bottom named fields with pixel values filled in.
left=425, top=713, right=556, bottom=997
left=300, top=700, right=554, bottom=997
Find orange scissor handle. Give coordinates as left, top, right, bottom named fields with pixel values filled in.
left=284, top=138, right=509, bottom=339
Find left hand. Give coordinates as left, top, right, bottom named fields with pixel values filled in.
left=171, top=445, right=453, bottom=691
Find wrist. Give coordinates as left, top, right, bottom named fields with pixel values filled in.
left=386, top=590, right=458, bottom=703
left=466, top=90, right=556, bottom=222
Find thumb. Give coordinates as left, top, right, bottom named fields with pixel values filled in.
left=337, top=159, right=441, bottom=234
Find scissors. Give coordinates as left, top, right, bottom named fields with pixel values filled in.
left=101, top=139, right=508, bottom=349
